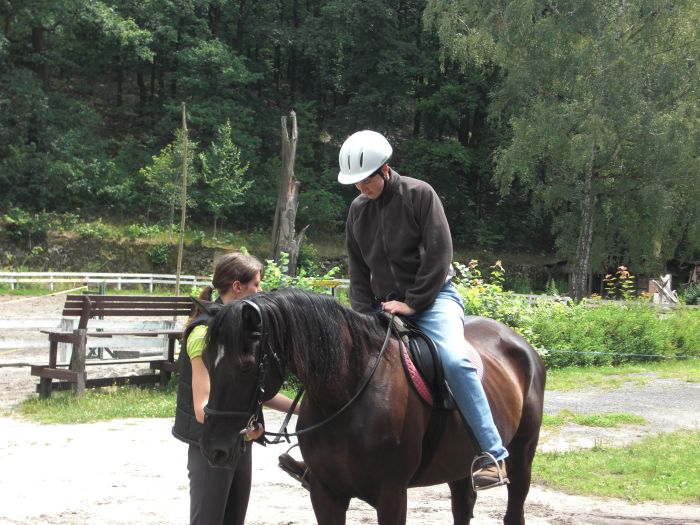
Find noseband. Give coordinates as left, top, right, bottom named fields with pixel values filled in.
left=203, top=299, right=284, bottom=434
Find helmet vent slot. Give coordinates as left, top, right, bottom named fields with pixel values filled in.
left=359, top=151, right=364, bottom=167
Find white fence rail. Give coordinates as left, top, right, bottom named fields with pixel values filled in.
left=0, top=272, right=210, bottom=292
left=1, top=272, right=694, bottom=307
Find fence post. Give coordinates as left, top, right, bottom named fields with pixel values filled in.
left=49, top=271, right=55, bottom=291
left=149, top=275, right=154, bottom=293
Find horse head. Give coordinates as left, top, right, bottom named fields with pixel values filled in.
left=199, top=296, right=286, bottom=469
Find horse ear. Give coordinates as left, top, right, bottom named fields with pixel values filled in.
left=192, top=296, right=219, bottom=316
left=241, top=300, right=262, bottom=337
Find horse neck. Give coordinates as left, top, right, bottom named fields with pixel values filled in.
left=292, top=334, right=375, bottom=408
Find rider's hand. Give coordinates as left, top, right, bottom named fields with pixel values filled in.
left=381, top=300, right=415, bottom=316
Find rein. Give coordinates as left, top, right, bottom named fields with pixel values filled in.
left=265, top=313, right=394, bottom=443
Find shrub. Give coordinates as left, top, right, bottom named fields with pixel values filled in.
left=454, top=259, right=532, bottom=334
left=661, top=308, right=700, bottom=358
left=681, top=283, right=700, bottom=306
left=149, top=242, right=172, bottom=267
left=452, top=260, right=699, bottom=368
left=75, top=219, right=111, bottom=240
left=262, top=252, right=339, bottom=294
left=124, top=223, right=164, bottom=239
left=527, top=302, right=682, bottom=368
left=2, top=208, right=47, bottom=248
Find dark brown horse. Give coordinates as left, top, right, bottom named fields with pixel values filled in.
left=200, top=288, right=545, bottom=525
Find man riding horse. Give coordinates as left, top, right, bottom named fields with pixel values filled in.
left=279, top=130, right=508, bottom=490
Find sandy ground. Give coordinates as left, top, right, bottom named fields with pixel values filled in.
left=1, top=294, right=700, bottom=524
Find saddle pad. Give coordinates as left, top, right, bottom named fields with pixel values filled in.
left=400, top=341, right=484, bottom=407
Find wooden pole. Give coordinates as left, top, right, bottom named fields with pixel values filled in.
left=175, top=102, right=189, bottom=297
left=270, top=111, right=308, bottom=276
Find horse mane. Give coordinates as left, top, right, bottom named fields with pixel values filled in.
left=248, top=288, right=387, bottom=401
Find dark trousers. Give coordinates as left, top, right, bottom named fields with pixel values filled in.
left=187, top=443, right=252, bottom=525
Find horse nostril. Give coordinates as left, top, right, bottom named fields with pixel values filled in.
left=208, top=448, right=230, bottom=466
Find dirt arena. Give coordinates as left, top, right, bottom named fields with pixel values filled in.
left=1, top=294, right=699, bottom=524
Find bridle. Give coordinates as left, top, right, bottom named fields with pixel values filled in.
left=202, top=299, right=284, bottom=435
left=203, top=298, right=394, bottom=443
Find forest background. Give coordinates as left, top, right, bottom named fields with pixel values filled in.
left=1, top=0, right=699, bottom=299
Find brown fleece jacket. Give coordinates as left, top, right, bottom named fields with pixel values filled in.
left=345, top=169, right=453, bottom=314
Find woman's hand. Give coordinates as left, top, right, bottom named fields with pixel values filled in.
left=381, top=300, right=415, bottom=316
left=241, top=423, right=265, bottom=442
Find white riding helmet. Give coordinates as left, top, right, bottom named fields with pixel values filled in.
left=337, top=130, right=393, bottom=185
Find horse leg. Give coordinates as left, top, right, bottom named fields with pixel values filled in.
left=448, top=478, right=476, bottom=525
left=375, top=487, right=408, bottom=525
left=503, top=432, right=539, bottom=525
left=309, top=483, right=350, bottom=525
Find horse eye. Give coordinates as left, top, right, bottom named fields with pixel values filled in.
left=242, top=333, right=261, bottom=355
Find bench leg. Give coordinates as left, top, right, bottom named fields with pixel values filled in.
left=160, top=336, right=177, bottom=387
left=38, top=340, right=60, bottom=399
left=39, top=377, right=53, bottom=399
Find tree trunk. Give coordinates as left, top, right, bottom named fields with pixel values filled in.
left=32, top=25, right=49, bottom=88
left=570, top=140, right=598, bottom=302
left=115, top=62, right=123, bottom=107
left=137, top=71, right=147, bottom=106
left=271, top=111, right=308, bottom=276
left=149, top=60, right=156, bottom=102
left=175, top=103, right=189, bottom=297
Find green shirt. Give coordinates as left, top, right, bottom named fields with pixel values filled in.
left=187, top=324, right=207, bottom=360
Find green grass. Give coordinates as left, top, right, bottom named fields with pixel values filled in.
left=543, top=410, right=646, bottom=428
left=0, top=284, right=88, bottom=296
left=17, top=383, right=177, bottom=423
left=533, top=430, right=700, bottom=503
left=15, top=383, right=300, bottom=423
left=546, top=359, right=700, bottom=391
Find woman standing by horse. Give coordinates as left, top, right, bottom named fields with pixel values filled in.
left=172, top=251, right=298, bottom=525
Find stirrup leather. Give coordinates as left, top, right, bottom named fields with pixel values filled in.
left=470, top=452, right=509, bottom=491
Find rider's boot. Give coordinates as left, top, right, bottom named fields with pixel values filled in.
left=471, top=452, right=509, bottom=491
left=278, top=452, right=310, bottom=490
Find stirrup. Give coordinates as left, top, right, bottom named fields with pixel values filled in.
left=278, top=444, right=310, bottom=491
left=470, top=452, right=509, bottom=492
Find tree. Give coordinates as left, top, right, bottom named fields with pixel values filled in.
left=271, top=111, right=308, bottom=276
left=140, top=129, right=197, bottom=234
left=198, top=120, right=252, bottom=233
left=426, top=0, right=700, bottom=300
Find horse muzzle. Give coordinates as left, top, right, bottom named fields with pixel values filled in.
left=200, top=434, right=247, bottom=469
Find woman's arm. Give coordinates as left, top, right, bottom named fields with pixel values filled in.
left=190, top=356, right=210, bottom=424
left=263, top=393, right=301, bottom=415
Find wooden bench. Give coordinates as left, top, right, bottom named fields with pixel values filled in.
left=31, top=294, right=194, bottom=398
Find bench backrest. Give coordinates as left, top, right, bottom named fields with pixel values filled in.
left=63, top=295, right=194, bottom=329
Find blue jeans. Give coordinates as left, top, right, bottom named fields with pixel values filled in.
left=411, top=282, right=508, bottom=462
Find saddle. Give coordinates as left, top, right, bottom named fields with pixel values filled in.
left=387, top=314, right=455, bottom=410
